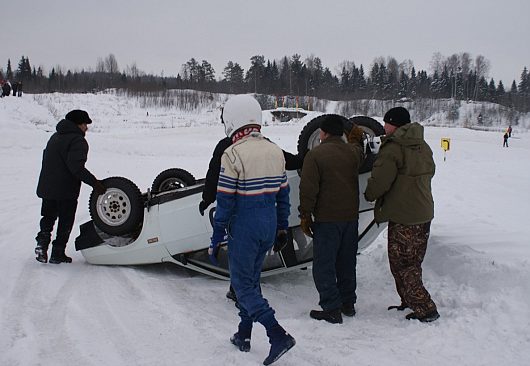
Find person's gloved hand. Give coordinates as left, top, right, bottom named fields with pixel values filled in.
left=93, top=180, right=106, bottom=196
left=208, top=241, right=220, bottom=266
left=348, top=125, right=364, bottom=144
left=300, top=214, right=314, bottom=238
left=274, top=229, right=288, bottom=252
left=209, top=226, right=226, bottom=266
left=199, top=200, right=209, bottom=216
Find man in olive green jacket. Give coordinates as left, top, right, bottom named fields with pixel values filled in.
left=299, top=114, right=364, bottom=324
left=365, top=107, right=439, bottom=323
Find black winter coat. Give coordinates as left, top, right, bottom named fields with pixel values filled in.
left=37, top=119, right=97, bottom=200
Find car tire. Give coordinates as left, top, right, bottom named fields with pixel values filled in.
left=297, top=114, right=384, bottom=173
left=296, top=114, right=350, bottom=159
left=151, top=168, right=196, bottom=193
left=89, top=177, right=144, bottom=236
left=348, top=115, right=385, bottom=137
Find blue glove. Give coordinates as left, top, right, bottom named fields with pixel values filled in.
left=209, top=225, right=227, bottom=266
left=208, top=241, right=220, bottom=266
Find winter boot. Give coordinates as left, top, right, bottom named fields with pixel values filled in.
left=226, top=285, right=238, bottom=302
left=388, top=303, right=408, bottom=311
left=230, top=321, right=252, bottom=352
left=341, top=302, right=356, bottom=317
left=35, top=232, right=51, bottom=263
left=263, top=325, right=295, bottom=365
left=406, top=310, right=440, bottom=323
left=49, top=248, right=72, bottom=264
left=226, top=285, right=240, bottom=309
left=35, top=244, right=49, bottom=263
left=310, top=308, right=343, bottom=324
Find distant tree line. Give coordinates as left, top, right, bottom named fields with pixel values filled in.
left=1, top=52, right=529, bottom=112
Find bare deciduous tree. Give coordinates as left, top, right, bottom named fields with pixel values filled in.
left=104, top=54, right=119, bottom=74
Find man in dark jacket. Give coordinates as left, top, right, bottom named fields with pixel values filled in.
left=299, top=114, right=364, bottom=324
left=364, top=106, right=439, bottom=323
left=35, top=110, right=105, bottom=264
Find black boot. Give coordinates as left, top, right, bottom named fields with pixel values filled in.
left=341, top=302, right=356, bottom=317
left=263, top=325, right=295, bottom=365
left=230, top=321, right=252, bottom=352
left=35, top=232, right=51, bottom=263
left=35, top=244, right=49, bottom=263
left=406, top=310, right=440, bottom=323
left=388, top=303, right=408, bottom=311
left=310, top=308, right=343, bottom=324
left=49, top=248, right=72, bottom=264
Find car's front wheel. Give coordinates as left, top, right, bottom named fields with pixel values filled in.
left=89, top=177, right=144, bottom=236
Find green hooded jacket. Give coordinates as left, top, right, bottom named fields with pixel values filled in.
left=364, top=122, right=435, bottom=225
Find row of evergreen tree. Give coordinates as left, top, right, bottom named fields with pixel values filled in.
left=1, top=53, right=529, bottom=113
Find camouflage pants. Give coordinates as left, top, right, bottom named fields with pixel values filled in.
left=388, top=221, right=437, bottom=317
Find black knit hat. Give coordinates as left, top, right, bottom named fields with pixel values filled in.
left=65, top=109, right=92, bottom=124
left=320, top=115, right=345, bottom=136
left=383, top=107, right=410, bottom=127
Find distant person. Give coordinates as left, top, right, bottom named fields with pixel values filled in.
left=17, top=82, right=22, bottom=97
left=298, top=114, right=364, bottom=324
left=507, top=125, right=512, bottom=138
left=503, top=132, right=509, bottom=147
left=1, top=81, right=11, bottom=97
left=12, top=82, right=18, bottom=97
left=365, top=107, right=439, bottom=323
left=209, top=95, right=295, bottom=365
left=35, top=110, right=106, bottom=264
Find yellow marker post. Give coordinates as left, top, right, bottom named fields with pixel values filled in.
left=441, top=138, right=450, bottom=161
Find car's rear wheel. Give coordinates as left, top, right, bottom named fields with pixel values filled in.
left=151, top=168, right=196, bottom=193
left=296, top=114, right=384, bottom=173
left=89, top=177, right=144, bottom=236
left=348, top=115, right=384, bottom=137
left=296, top=114, right=351, bottom=159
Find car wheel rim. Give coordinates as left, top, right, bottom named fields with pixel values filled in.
left=307, top=129, right=349, bottom=150
left=159, top=178, right=186, bottom=191
left=96, top=188, right=132, bottom=226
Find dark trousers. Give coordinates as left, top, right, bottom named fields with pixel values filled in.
left=36, top=198, right=78, bottom=250
left=388, top=221, right=437, bottom=317
left=312, top=221, right=358, bottom=310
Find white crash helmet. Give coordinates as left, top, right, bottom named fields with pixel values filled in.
left=221, top=94, right=262, bottom=137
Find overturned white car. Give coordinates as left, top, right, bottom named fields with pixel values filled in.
left=75, top=115, right=386, bottom=279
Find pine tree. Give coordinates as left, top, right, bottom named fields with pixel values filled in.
left=519, top=67, right=529, bottom=94
left=488, top=78, right=497, bottom=102
left=245, top=55, right=265, bottom=93
left=510, top=80, right=518, bottom=94
left=6, top=59, right=13, bottom=80
left=398, top=70, right=409, bottom=98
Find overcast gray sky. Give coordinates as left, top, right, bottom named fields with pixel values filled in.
left=2, top=0, right=529, bottom=85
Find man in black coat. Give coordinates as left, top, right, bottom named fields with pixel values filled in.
left=35, top=110, right=106, bottom=264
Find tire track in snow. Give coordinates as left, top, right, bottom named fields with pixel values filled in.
left=0, top=261, right=88, bottom=366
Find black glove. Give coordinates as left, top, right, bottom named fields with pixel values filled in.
left=199, top=200, right=209, bottom=216
left=93, top=180, right=106, bottom=196
left=274, top=230, right=288, bottom=252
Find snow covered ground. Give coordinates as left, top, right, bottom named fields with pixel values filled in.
left=1, top=94, right=529, bottom=366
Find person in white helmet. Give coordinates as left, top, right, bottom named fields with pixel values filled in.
left=209, top=95, right=295, bottom=365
